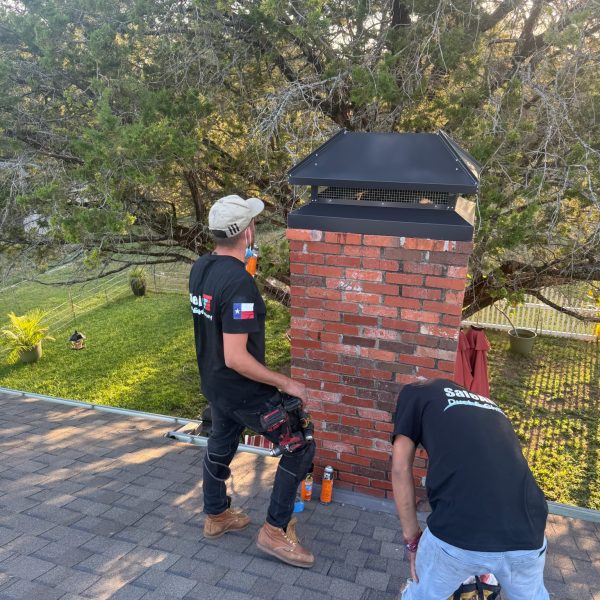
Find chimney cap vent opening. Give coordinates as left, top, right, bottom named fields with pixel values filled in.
left=287, top=130, right=479, bottom=241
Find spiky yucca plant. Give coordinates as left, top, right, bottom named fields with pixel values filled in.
left=129, top=267, right=147, bottom=296
left=1, top=310, right=55, bottom=365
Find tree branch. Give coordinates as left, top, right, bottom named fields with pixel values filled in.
left=3, top=130, right=84, bottom=165
left=29, top=258, right=181, bottom=286
left=462, top=258, right=600, bottom=319
left=104, top=245, right=193, bottom=262
left=511, top=0, right=544, bottom=67
left=30, top=263, right=133, bottom=285
left=477, top=0, right=525, bottom=34
left=183, top=170, right=204, bottom=223
left=391, top=1, right=411, bottom=28
left=528, top=290, right=600, bottom=323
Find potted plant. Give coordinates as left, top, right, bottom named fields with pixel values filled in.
left=1, top=310, right=55, bottom=364
left=129, top=267, right=147, bottom=297
left=495, top=304, right=537, bottom=356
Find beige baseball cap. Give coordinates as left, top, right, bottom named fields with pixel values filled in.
left=208, top=194, right=264, bottom=238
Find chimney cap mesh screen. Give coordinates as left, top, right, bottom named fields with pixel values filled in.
left=316, top=186, right=453, bottom=208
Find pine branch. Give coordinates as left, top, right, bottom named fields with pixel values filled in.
left=528, top=290, right=600, bottom=323
left=477, top=0, right=525, bottom=34
left=29, top=258, right=181, bottom=286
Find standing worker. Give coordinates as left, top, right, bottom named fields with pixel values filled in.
left=391, top=379, right=549, bottom=599
left=189, top=194, right=315, bottom=568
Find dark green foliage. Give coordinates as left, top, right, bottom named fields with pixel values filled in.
left=1, top=1, right=598, bottom=315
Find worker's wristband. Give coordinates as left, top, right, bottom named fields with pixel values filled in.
left=404, top=530, right=422, bottom=553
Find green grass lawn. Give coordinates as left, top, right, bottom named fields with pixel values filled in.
left=0, top=261, right=192, bottom=329
left=487, top=330, right=600, bottom=510
left=0, top=291, right=291, bottom=418
left=1, top=281, right=598, bottom=509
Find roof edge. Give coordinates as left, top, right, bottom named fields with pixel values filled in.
left=437, top=130, right=481, bottom=186
left=288, top=129, right=347, bottom=182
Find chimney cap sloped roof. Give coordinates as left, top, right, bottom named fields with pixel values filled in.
left=288, top=130, right=480, bottom=194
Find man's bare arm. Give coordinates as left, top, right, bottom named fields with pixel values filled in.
left=223, top=332, right=306, bottom=399
left=391, top=434, right=420, bottom=581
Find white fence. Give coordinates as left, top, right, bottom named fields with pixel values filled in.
left=463, top=287, right=598, bottom=341
left=3, top=265, right=597, bottom=342
left=41, top=272, right=131, bottom=333
left=148, top=264, right=189, bottom=294
left=39, top=267, right=191, bottom=333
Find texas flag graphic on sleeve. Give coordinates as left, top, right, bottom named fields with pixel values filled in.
left=233, top=303, right=255, bottom=320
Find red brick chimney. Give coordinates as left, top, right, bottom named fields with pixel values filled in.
left=285, top=130, right=478, bottom=499
left=287, top=229, right=473, bottom=499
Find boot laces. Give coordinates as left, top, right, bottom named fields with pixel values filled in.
left=285, top=518, right=300, bottom=544
left=283, top=531, right=298, bottom=546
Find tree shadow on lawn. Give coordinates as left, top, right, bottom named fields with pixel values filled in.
left=488, top=331, right=599, bottom=509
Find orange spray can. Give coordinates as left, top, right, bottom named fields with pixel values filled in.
left=301, top=464, right=314, bottom=502
left=320, top=465, right=334, bottom=504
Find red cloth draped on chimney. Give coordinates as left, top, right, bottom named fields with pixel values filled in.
left=465, top=327, right=491, bottom=398
left=453, top=329, right=474, bottom=389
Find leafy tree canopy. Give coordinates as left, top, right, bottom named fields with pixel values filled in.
left=1, top=0, right=598, bottom=317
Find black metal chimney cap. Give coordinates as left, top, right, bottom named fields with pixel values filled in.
left=288, top=130, right=480, bottom=194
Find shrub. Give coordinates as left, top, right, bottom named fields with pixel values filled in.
left=1, top=310, right=55, bottom=365
left=129, top=267, right=147, bottom=297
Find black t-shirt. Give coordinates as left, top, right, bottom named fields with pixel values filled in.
left=189, top=254, right=276, bottom=407
left=393, top=378, right=548, bottom=551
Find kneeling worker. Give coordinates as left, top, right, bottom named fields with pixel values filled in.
left=189, top=194, right=315, bottom=568
left=392, top=378, right=549, bottom=599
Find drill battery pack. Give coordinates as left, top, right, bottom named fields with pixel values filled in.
left=259, top=407, right=288, bottom=432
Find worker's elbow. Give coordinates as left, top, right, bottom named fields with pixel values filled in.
left=391, top=461, right=412, bottom=478
left=224, top=353, right=237, bottom=370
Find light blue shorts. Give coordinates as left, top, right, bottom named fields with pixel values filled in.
left=402, top=528, right=549, bottom=600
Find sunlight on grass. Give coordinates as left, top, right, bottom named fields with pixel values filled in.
left=1, top=282, right=597, bottom=509
left=488, top=330, right=599, bottom=509
left=0, top=290, right=290, bottom=420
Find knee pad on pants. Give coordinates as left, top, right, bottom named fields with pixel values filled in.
left=203, top=450, right=232, bottom=482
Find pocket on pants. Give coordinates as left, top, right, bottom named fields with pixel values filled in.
left=232, top=407, right=266, bottom=434
left=433, top=536, right=488, bottom=575
left=509, top=538, right=547, bottom=565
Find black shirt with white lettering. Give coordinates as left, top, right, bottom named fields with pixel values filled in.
left=189, top=254, right=276, bottom=407
left=393, top=378, right=548, bottom=551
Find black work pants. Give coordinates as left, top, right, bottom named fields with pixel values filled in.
left=202, top=394, right=315, bottom=529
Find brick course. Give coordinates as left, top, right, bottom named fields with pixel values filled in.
left=286, top=229, right=473, bottom=499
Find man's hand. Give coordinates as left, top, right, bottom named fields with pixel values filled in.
left=408, top=548, right=418, bottom=582
left=280, top=378, right=306, bottom=401
left=404, top=529, right=422, bottom=583
left=391, top=435, right=421, bottom=584
left=223, top=333, right=308, bottom=401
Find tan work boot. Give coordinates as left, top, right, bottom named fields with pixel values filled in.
left=204, top=508, right=251, bottom=539
left=256, top=517, right=314, bottom=568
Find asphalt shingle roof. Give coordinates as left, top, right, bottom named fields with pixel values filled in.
left=0, top=393, right=598, bottom=599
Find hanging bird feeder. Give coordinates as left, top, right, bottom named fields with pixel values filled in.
left=69, top=330, right=86, bottom=350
